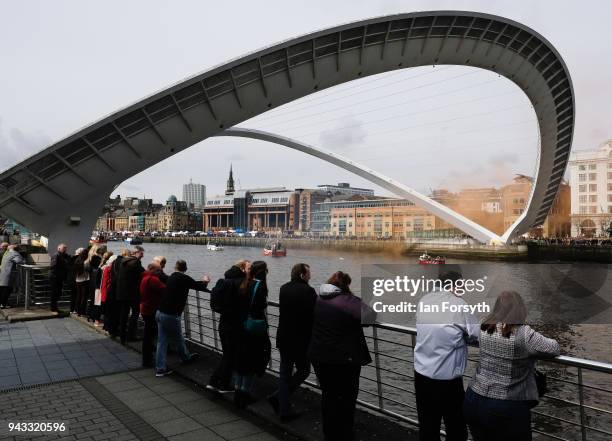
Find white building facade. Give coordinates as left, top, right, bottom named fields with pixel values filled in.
left=182, top=180, right=206, bottom=210
left=568, top=140, right=612, bottom=237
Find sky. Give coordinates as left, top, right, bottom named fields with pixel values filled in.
left=1, top=0, right=611, bottom=202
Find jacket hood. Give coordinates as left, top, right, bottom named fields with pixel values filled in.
left=224, top=265, right=245, bottom=279
left=319, top=283, right=342, bottom=298
left=122, top=256, right=140, bottom=267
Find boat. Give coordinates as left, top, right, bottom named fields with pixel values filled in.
left=125, top=236, right=143, bottom=245
left=263, top=240, right=287, bottom=257
left=206, top=243, right=224, bottom=251
left=418, top=253, right=445, bottom=265
left=89, top=233, right=107, bottom=245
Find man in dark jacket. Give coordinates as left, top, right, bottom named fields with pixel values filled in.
left=268, top=263, right=317, bottom=421
left=116, top=246, right=145, bottom=345
left=206, top=260, right=249, bottom=393
left=49, top=243, right=70, bottom=312
left=155, top=259, right=210, bottom=377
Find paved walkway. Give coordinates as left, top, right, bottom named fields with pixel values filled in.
left=0, top=318, right=141, bottom=389
left=0, top=318, right=289, bottom=441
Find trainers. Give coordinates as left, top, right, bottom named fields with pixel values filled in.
left=155, top=369, right=174, bottom=377
left=206, top=383, right=234, bottom=394
left=182, top=353, right=200, bottom=364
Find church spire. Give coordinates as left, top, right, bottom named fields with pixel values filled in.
left=225, top=164, right=235, bottom=195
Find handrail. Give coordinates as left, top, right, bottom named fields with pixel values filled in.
left=184, top=289, right=612, bottom=441
left=270, top=298, right=612, bottom=374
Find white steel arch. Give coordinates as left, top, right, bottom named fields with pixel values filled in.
left=218, top=128, right=503, bottom=243
left=0, top=11, right=574, bottom=250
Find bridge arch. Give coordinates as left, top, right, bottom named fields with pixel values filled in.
left=218, top=128, right=503, bottom=243
left=0, top=11, right=574, bottom=249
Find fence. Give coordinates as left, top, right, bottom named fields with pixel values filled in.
left=184, top=289, right=612, bottom=441
left=13, top=265, right=71, bottom=309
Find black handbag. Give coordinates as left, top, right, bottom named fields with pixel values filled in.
left=535, top=369, right=548, bottom=397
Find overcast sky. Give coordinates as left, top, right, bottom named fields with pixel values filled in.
left=1, top=0, right=611, bottom=202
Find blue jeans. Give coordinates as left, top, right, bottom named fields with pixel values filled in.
left=463, top=387, right=532, bottom=441
left=155, top=311, right=189, bottom=371
left=233, top=372, right=255, bottom=392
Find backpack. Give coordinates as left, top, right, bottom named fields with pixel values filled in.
left=210, top=278, right=232, bottom=314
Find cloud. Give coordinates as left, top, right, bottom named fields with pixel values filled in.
left=434, top=152, right=525, bottom=191
left=0, top=118, right=51, bottom=172
left=318, top=116, right=367, bottom=150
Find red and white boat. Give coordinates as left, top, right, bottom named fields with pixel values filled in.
left=418, top=253, right=445, bottom=265
left=263, top=241, right=286, bottom=257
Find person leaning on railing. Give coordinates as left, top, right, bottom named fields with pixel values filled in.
left=308, top=271, right=377, bottom=441
left=155, top=259, right=210, bottom=377
left=463, top=291, right=561, bottom=441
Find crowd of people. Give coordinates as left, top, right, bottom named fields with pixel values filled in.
left=44, top=242, right=560, bottom=441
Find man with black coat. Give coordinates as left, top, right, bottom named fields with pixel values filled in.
left=155, top=259, right=210, bottom=377
left=116, top=246, right=145, bottom=345
left=268, top=263, right=317, bottom=422
left=206, top=260, right=249, bottom=393
left=49, top=243, right=70, bottom=312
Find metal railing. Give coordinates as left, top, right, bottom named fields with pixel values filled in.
left=15, top=264, right=71, bottom=309
left=184, top=290, right=612, bottom=441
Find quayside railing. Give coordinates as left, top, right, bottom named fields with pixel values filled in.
left=184, top=289, right=612, bottom=441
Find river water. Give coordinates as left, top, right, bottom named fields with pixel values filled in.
left=106, top=241, right=611, bottom=362
left=106, top=241, right=611, bottom=439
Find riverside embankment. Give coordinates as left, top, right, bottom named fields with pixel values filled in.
left=142, top=236, right=529, bottom=261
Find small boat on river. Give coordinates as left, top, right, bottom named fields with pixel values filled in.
left=418, top=253, right=445, bottom=265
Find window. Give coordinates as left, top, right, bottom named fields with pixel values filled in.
left=589, top=195, right=597, bottom=203
left=579, top=195, right=587, bottom=203
left=579, top=184, right=587, bottom=192
left=579, top=206, right=587, bottom=214
left=608, top=163, right=612, bottom=169
left=609, top=184, right=612, bottom=191
left=608, top=172, right=612, bottom=180
left=589, top=206, right=597, bottom=214
left=589, top=173, right=597, bottom=181
left=579, top=174, right=586, bottom=181
left=589, top=164, right=597, bottom=170
left=590, top=184, right=597, bottom=192
left=609, top=194, right=612, bottom=202
left=579, top=165, right=586, bottom=171
left=609, top=206, right=612, bottom=214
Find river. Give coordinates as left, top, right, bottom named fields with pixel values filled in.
left=105, top=241, right=612, bottom=363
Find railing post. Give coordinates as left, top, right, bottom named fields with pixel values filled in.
left=211, top=309, right=219, bottom=350
left=24, top=266, right=30, bottom=311
left=195, top=291, right=205, bottom=346
left=372, top=326, right=384, bottom=411
left=577, top=367, right=588, bottom=441
left=183, top=292, right=192, bottom=340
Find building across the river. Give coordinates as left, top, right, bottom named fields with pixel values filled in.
left=569, top=140, right=612, bottom=237
left=182, top=180, right=206, bottom=210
